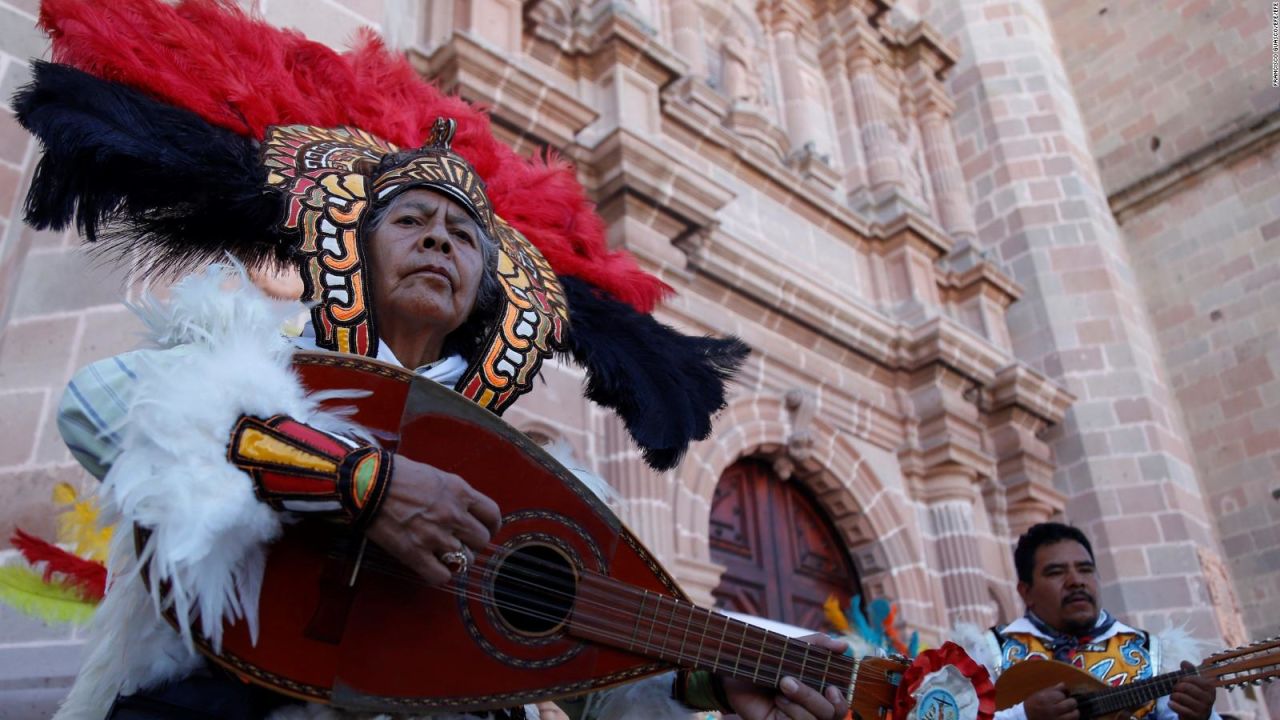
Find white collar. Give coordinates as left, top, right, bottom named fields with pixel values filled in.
left=1003, top=615, right=1140, bottom=643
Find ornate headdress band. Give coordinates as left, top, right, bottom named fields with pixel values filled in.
left=16, top=0, right=748, bottom=468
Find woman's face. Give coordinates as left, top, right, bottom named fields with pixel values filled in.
left=365, top=188, right=486, bottom=349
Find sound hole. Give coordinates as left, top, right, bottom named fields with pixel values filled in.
left=492, top=543, right=577, bottom=636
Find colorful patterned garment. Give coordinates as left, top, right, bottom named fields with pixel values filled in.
left=993, top=616, right=1160, bottom=719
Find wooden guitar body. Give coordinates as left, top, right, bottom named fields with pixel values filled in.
left=200, top=352, right=685, bottom=713
left=995, top=637, right=1280, bottom=720
left=995, top=661, right=1112, bottom=714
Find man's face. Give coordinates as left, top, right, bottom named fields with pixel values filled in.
left=365, top=188, right=486, bottom=354
left=1017, top=539, right=1100, bottom=635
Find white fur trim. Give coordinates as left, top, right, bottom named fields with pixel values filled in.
left=950, top=623, right=1000, bottom=678
left=57, top=265, right=367, bottom=718
left=1154, top=623, right=1207, bottom=673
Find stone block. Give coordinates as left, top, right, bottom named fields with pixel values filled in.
left=0, top=4, right=44, bottom=62
left=0, top=316, right=78, bottom=390
left=0, top=389, right=41, bottom=466
left=1119, top=575, right=1194, bottom=612
left=1145, top=544, right=1200, bottom=576
left=1, top=59, right=32, bottom=107
left=9, top=250, right=131, bottom=319
left=73, top=308, right=145, bottom=369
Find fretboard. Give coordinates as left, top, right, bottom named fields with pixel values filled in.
left=570, top=575, right=856, bottom=693
left=1078, top=668, right=1196, bottom=718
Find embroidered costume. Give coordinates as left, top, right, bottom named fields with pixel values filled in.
left=14, top=0, right=750, bottom=717
left=956, top=614, right=1218, bottom=720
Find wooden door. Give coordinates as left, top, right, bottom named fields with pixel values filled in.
left=709, top=459, right=861, bottom=630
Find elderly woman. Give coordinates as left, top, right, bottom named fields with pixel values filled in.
left=19, top=2, right=853, bottom=719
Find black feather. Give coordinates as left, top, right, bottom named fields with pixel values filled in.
left=12, top=61, right=288, bottom=276
left=560, top=277, right=750, bottom=471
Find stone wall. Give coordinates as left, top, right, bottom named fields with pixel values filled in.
left=1042, top=0, right=1280, bottom=653
left=0, top=0, right=1269, bottom=717
left=914, top=0, right=1234, bottom=645
left=1118, top=139, right=1280, bottom=643
left=1042, top=0, right=1275, bottom=195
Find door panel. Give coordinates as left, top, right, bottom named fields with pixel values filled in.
left=710, top=460, right=861, bottom=630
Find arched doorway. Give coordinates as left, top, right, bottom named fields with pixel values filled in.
left=709, top=459, right=862, bottom=630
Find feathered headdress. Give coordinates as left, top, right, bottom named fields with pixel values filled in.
left=15, top=0, right=748, bottom=469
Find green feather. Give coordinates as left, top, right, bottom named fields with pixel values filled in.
left=0, top=565, right=97, bottom=624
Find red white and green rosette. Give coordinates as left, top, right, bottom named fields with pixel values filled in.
left=894, top=642, right=995, bottom=720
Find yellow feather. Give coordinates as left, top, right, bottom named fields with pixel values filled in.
left=52, top=483, right=113, bottom=562
left=823, top=595, right=851, bottom=633
left=0, top=565, right=96, bottom=625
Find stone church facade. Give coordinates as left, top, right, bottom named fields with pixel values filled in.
left=0, top=0, right=1274, bottom=716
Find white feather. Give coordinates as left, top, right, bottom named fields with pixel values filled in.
left=56, top=265, right=368, bottom=718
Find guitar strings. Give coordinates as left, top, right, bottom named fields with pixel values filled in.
left=362, top=551, right=856, bottom=692
left=329, top=541, right=861, bottom=692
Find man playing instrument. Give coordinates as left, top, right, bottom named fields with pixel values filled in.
left=982, top=523, right=1218, bottom=720
left=20, top=2, right=853, bottom=719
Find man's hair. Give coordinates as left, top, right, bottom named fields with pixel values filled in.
left=1014, top=522, right=1095, bottom=584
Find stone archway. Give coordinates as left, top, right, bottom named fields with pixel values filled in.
left=670, top=393, right=940, bottom=633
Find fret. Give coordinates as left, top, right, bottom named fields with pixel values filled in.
left=734, top=620, right=749, bottom=677
left=695, top=607, right=713, bottom=672
left=642, top=590, right=658, bottom=653
left=752, top=628, right=767, bottom=684
left=821, top=643, right=833, bottom=690
left=1084, top=667, right=1195, bottom=717
left=630, top=591, right=646, bottom=652
left=657, top=595, right=676, bottom=661
left=798, top=642, right=811, bottom=689
left=717, top=613, right=732, bottom=676
left=677, top=601, right=696, bottom=663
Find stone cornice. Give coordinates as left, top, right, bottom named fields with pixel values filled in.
left=893, top=19, right=960, bottom=80
left=940, top=260, right=1022, bottom=307
left=875, top=210, right=955, bottom=257
left=408, top=33, right=598, bottom=152
left=983, top=363, right=1075, bottom=427
left=692, top=228, right=901, bottom=362
left=901, top=315, right=1009, bottom=385
left=584, top=128, right=736, bottom=233
left=1109, top=105, right=1280, bottom=223
left=575, top=5, right=686, bottom=89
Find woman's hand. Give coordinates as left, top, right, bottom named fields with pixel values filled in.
left=722, top=634, right=852, bottom=720
left=365, top=454, right=501, bottom=585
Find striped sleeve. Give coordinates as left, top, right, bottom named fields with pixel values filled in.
left=57, top=350, right=151, bottom=480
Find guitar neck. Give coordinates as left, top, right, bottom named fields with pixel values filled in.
left=570, top=574, right=856, bottom=693
left=1077, top=668, right=1195, bottom=718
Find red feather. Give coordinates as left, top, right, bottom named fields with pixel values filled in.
left=10, top=529, right=106, bottom=602
left=37, top=0, right=670, bottom=311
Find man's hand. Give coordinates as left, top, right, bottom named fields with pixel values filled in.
left=721, top=634, right=851, bottom=720
left=1024, top=683, right=1079, bottom=720
left=1170, top=661, right=1215, bottom=720
left=366, top=454, right=501, bottom=586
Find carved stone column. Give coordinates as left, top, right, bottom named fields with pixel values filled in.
left=925, top=468, right=994, bottom=627
left=918, top=96, right=976, bottom=242
left=845, top=29, right=902, bottom=193
left=764, top=2, right=821, bottom=155
left=819, top=37, right=871, bottom=203
left=667, top=0, right=707, bottom=78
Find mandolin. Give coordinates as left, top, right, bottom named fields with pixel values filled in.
left=994, top=637, right=1280, bottom=720
left=171, top=352, right=909, bottom=715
